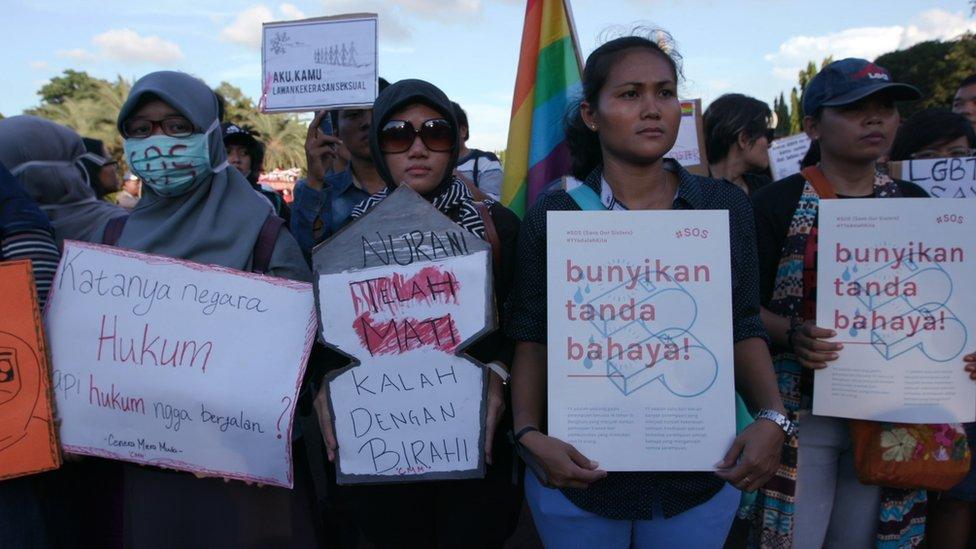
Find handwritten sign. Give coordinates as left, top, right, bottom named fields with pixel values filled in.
left=313, top=186, right=492, bottom=484
left=261, top=13, right=378, bottom=112
left=43, top=242, right=315, bottom=487
left=815, top=199, right=976, bottom=423
left=671, top=99, right=708, bottom=176
left=889, top=157, right=976, bottom=198
left=769, top=133, right=812, bottom=181
left=546, top=211, right=735, bottom=471
left=0, top=260, right=60, bottom=480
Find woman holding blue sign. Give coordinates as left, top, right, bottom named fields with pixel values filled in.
left=506, top=31, right=791, bottom=548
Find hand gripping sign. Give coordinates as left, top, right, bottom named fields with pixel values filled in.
left=313, top=186, right=493, bottom=484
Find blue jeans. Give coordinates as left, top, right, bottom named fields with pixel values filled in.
left=524, top=471, right=738, bottom=548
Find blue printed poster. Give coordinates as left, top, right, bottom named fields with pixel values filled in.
left=546, top=211, right=735, bottom=471
left=815, top=199, right=976, bottom=423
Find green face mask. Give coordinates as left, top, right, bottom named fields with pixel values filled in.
left=124, top=119, right=226, bottom=197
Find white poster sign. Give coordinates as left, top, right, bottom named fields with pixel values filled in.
left=261, top=14, right=378, bottom=112
left=769, top=133, right=812, bottom=181
left=313, top=186, right=493, bottom=484
left=44, top=241, right=316, bottom=487
left=547, top=211, right=735, bottom=471
left=815, top=199, right=976, bottom=423
left=890, top=157, right=976, bottom=198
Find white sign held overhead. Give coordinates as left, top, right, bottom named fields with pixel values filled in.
left=261, top=14, right=378, bottom=112
left=769, top=133, right=812, bottom=181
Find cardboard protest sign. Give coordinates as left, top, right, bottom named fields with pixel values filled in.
left=769, top=133, right=812, bottom=181
left=671, top=99, right=708, bottom=176
left=0, top=260, right=60, bottom=481
left=44, top=242, right=315, bottom=487
left=888, top=157, right=976, bottom=198
left=313, top=186, right=492, bottom=484
left=261, top=13, right=378, bottom=112
left=815, top=199, right=976, bottom=423
left=546, top=211, right=735, bottom=471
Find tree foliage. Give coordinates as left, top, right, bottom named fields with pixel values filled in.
left=37, top=70, right=103, bottom=105
left=27, top=72, right=128, bottom=163
left=773, top=34, right=976, bottom=133
left=213, top=82, right=307, bottom=171
left=24, top=75, right=310, bottom=174
left=876, top=33, right=976, bottom=118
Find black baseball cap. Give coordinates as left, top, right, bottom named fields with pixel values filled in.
left=221, top=122, right=259, bottom=146
left=802, top=58, right=921, bottom=116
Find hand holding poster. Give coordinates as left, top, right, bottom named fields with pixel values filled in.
left=44, top=242, right=315, bottom=487
left=815, top=199, right=976, bottom=423
left=546, top=211, right=735, bottom=471
left=313, top=186, right=492, bottom=484
left=0, top=260, right=60, bottom=480
left=888, top=157, right=976, bottom=198
left=769, top=133, right=813, bottom=181
left=261, top=14, right=378, bottom=112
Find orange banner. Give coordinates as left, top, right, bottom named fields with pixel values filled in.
left=0, top=259, right=60, bottom=480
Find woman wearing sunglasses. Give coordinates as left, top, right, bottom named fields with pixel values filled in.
left=105, top=71, right=320, bottom=547
left=315, top=79, right=523, bottom=548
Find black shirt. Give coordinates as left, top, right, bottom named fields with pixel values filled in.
left=505, top=161, right=767, bottom=519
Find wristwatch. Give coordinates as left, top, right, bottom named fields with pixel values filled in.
left=756, top=409, right=797, bottom=440
left=486, top=361, right=510, bottom=386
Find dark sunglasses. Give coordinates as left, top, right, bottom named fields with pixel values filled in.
left=378, top=119, right=455, bottom=154
left=122, top=116, right=194, bottom=139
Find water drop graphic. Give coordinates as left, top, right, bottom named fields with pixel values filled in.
left=584, top=284, right=591, bottom=294
left=849, top=327, right=859, bottom=338
left=583, top=356, right=593, bottom=369
left=842, top=267, right=851, bottom=281
left=573, top=288, right=583, bottom=303
left=852, top=264, right=858, bottom=273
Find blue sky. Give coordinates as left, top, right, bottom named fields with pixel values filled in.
left=3, top=0, right=974, bottom=150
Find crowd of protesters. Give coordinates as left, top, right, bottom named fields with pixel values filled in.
left=2, top=25, right=976, bottom=549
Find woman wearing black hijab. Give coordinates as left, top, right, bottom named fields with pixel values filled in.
left=80, top=137, right=120, bottom=199
left=316, top=79, right=523, bottom=548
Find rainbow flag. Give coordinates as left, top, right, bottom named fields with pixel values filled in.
left=501, top=0, right=583, bottom=217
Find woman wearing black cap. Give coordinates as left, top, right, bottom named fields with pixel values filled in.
left=751, top=58, right=930, bottom=548
left=314, top=78, right=523, bottom=548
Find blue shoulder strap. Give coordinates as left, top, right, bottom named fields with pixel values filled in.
left=567, top=180, right=606, bottom=211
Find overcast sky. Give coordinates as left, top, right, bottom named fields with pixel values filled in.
left=3, top=0, right=974, bottom=150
